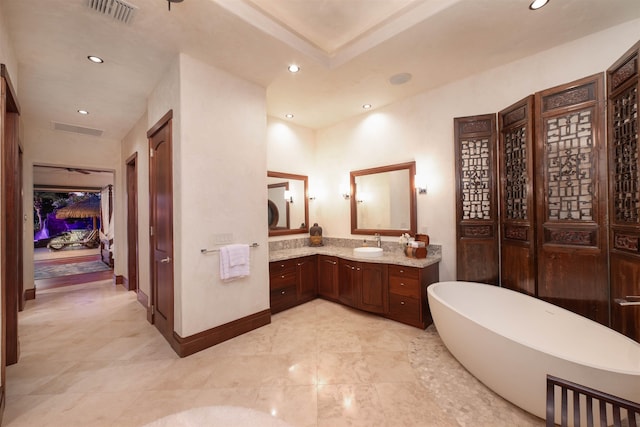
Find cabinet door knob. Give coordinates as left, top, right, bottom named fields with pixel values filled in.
left=281, top=275, right=285, bottom=279
left=281, top=290, right=286, bottom=294
left=400, top=301, right=405, bottom=305
left=356, top=268, right=361, bottom=271
left=400, top=282, right=406, bottom=286
left=297, top=263, right=302, bottom=266
left=399, top=269, right=404, bottom=273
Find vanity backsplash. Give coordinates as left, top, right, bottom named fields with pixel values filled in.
left=269, top=237, right=441, bottom=257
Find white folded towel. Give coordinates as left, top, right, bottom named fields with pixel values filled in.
left=219, top=244, right=250, bottom=280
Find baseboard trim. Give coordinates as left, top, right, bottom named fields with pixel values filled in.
left=172, top=309, right=271, bottom=357
left=24, top=288, right=36, bottom=301
left=0, top=383, right=5, bottom=424
left=137, top=288, right=149, bottom=308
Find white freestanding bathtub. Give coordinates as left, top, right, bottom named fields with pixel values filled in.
left=427, top=281, right=640, bottom=420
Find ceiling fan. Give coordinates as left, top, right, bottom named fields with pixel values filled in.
left=65, top=167, right=91, bottom=175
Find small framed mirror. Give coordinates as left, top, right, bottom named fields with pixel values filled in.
left=268, top=171, right=309, bottom=236
left=350, top=161, right=417, bottom=236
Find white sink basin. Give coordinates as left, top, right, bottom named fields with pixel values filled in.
left=353, top=247, right=383, bottom=258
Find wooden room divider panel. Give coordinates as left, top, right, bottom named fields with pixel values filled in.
left=534, top=73, right=609, bottom=326
left=607, top=41, right=640, bottom=342
left=454, top=114, right=499, bottom=285
left=498, top=96, right=537, bottom=296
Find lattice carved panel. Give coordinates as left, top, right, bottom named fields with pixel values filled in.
left=504, top=125, right=528, bottom=220
left=545, top=110, right=595, bottom=221
left=460, top=137, right=492, bottom=220
left=612, top=85, right=639, bottom=224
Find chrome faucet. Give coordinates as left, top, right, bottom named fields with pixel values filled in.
left=374, top=233, right=381, bottom=248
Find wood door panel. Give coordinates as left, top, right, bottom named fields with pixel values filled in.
left=338, top=260, right=357, bottom=307
left=535, top=74, right=609, bottom=325
left=297, top=256, right=317, bottom=301
left=500, top=244, right=535, bottom=296
left=607, top=40, right=640, bottom=342
left=498, top=96, right=537, bottom=295
left=537, top=251, right=608, bottom=324
left=317, top=255, right=339, bottom=299
left=148, top=111, right=174, bottom=344
left=454, top=114, right=499, bottom=284
left=610, top=253, right=640, bottom=341
left=456, top=235, right=499, bottom=283
left=359, top=262, right=388, bottom=314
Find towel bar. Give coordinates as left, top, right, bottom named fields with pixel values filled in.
left=200, top=242, right=259, bottom=254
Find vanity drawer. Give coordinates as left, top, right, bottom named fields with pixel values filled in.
left=270, top=270, right=297, bottom=290
left=388, top=265, right=419, bottom=280
left=269, top=259, right=297, bottom=275
left=270, top=285, right=297, bottom=314
left=388, top=294, right=420, bottom=325
left=389, top=276, right=421, bottom=298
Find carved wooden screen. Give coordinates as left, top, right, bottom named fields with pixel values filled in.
left=454, top=114, right=499, bottom=284
left=498, top=96, right=536, bottom=296
left=535, top=74, right=608, bottom=325
left=607, top=41, right=640, bottom=342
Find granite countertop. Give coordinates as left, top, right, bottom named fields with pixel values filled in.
left=269, top=245, right=441, bottom=268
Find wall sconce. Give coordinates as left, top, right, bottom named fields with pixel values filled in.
left=340, top=181, right=351, bottom=199
left=415, top=175, right=427, bottom=195
left=284, top=190, right=293, bottom=203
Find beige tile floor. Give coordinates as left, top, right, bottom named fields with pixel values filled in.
left=5, top=280, right=543, bottom=427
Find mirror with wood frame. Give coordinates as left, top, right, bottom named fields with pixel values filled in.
left=267, top=171, right=309, bottom=236
left=350, top=161, right=417, bottom=236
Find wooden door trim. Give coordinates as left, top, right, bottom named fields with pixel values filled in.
left=0, top=63, right=20, bottom=421
left=148, top=110, right=175, bottom=345
left=126, top=152, right=139, bottom=293
left=147, top=110, right=173, bottom=138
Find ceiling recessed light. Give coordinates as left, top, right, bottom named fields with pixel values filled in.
left=362, top=104, right=372, bottom=110
left=285, top=114, right=294, bottom=119
left=288, top=64, right=300, bottom=73
left=529, top=0, right=549, bottom=10
left=77, top=109, right=89, bottom=115
left=87, top=55, right=104, bottom=64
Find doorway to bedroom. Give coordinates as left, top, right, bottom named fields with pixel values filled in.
left=32, top=165, right=115, bottom=291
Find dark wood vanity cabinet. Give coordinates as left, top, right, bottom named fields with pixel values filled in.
left=317, top=255, right=339, bottom=300
left=387, top=264, right=439, bottom=328
left=338, top=259, right=388, bottom=314
left=338, top=259, right=358, bottom=307
left=269, top=256, right=317, bottom=314
left=296, top=256, right=317, bottom=302
left=271, top=254, right=439, bottom=328
left=359, top=262, right=388, bottom=314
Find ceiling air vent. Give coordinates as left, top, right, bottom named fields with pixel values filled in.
left=52, top=121, right=104, bottom=137
left=87, top=0, right=137, bottom=24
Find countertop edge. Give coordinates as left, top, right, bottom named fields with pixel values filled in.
left=269, top=246, right=441, bottom=268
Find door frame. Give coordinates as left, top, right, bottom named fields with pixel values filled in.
left=126, top=152, right=139, bottom=293
left=147, top=110, right=175, bottom=346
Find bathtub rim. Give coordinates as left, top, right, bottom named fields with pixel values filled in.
left=427, top=280, right=640, bottom=377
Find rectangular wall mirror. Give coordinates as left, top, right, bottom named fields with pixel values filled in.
left=350, top=161, right=417, bottom=236
left=268, top=171, right=309, bottom=236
